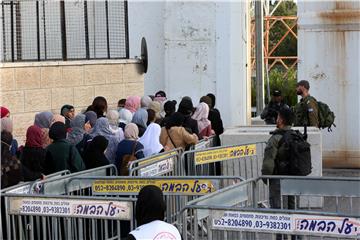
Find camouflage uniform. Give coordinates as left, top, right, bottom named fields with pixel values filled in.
left=262, top=125, right=295, bottom=210
left=293, top=95, right=319, bottom=127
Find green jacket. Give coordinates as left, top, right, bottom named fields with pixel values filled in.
left=45, top=139, right=85, bottom=174
left=293, top=95, right=319, bottom=127
left=261, top=126, right=292, bottom=175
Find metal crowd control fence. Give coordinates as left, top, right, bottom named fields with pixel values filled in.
left=2, top=193, right=135, bottom=240
left=65, top=176, right=245, bottom=224
left=177, top=176, right=360, bottom=240
left=181, top=142, right=266, bottom=178
left=1, top=170, right=70, bottom=195
left=29, top=164, right=117, bottom=194
left=128, top=148, right=184, bottom=177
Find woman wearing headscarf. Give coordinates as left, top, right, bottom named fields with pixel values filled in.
left=90, top=118, right=121, bottom=164
left=34, top=111, right=54, bottom=148
left=118, top=108, right=133, bottom=131
left=160, top=100, right=177, bottom=127
left=206, top=93, right=224, bottom=146
left=44, top=122, right=85, bottom=174
left=140, top=96, right=152, bottom=109
left=60, top=104, right=75, bottom=130
left=139, top=123, right=164, bottom=157
left=160, top=112, right=198, bottom=151
left=128, top=185, right=181, bottom=240
left=107, top=110, right=125, bottom=141
left=131, top=108, right=148, bottom=137
left=51, top=114, right=65, bottom=126
left=1, top=131, right=23, bottom=188
left=20, top=125, right=46, bottom=180
left=1, top=106, right=10, bottom=118
left=83, top=136, right=109, bottom=170
left=177, top=97, right=199, bottom=137
left=125, top=96, right=141, bottom=114
left=67, top=114, right=92, bottom=158
left=115, top=123, right=144, bottom=175
left=1, top=117, right=18, bottom=156
left=84, top=111, right=97, bottom=128
left=149, top=101, right=163, bottom=124
left=192, top=102, right=214, bottom=139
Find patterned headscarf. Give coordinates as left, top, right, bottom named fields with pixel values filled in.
left=67, top=114, right=86, bottom=145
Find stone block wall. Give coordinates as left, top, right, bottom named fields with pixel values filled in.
left=0, top=60, right=144, bottom=144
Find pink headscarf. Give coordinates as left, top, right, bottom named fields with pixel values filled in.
left=191, top=102, right=211, bottom=133
left=125, top=96, right=141, bottom=113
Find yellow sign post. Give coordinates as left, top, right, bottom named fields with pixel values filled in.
left=92, top=179, right=216, bottom=195
left=194, top=144, right=256, bottom=165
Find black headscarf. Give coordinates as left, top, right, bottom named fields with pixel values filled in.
left=49, top=122, right=67, bottom=141
left=136, top=185, right=166, bottom=226
left=164, top=100, right=177, bottom=117
left=165, top=112, right=185, bottom=129
left=207, top=93, right=216, bottom=109
left=178, top=97, right=194, bottom=116
left=83, top=136, right=109, bottom=169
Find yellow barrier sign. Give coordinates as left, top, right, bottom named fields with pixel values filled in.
left=194, top=144, right=256, bottom=165
left=92, top=179, right=215, bottom=195
left=139, top=150, right=178, bottom=166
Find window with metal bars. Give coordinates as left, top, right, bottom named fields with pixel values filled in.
left=0, top=0, right=129, bottom=62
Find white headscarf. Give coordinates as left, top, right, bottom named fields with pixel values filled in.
left=139, top=123, right=163, bottom=157
left=119, top=108, right=133, bottom=124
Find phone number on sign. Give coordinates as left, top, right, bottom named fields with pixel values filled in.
left=21, top=205, right=70, bottom=215
left=213, top=218, right=291, bottom=231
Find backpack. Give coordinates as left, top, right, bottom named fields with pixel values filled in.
left=119, top=142, right=138, bottom=176
left=277, top=129, right=312, bottom=176
left=317, top=101, right=336, bottom=132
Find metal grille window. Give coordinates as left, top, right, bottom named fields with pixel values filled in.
left=0, top=0, right=129, bottom=62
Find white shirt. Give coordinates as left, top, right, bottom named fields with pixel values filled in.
left=130, top=220, right=181, bottom=240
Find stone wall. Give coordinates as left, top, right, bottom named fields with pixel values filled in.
left=0, top=60, right=144, bottom=144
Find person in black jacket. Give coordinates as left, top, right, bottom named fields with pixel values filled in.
left=206, top=93, right=224, bottom=145
left=83, top=136, right=109, bottom=170
left=261, top=90, right=289, bottom=125
left=177, top=97, right=199, bottom=137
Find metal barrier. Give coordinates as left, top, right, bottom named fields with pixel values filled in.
left=29, top=164, right=117, bottom=194
left=181, top=142, right=266, bottom=178
left=177, top=176, right=360, bottom=240
left=2, top=193, right=135, bottom=240
left=128, top=148, right=184, bottom=177
left=190, top=136, right=217, bottom=151
left=1, top=170, right=71, bottom=195
left=65, top=176, right=244, bottom=224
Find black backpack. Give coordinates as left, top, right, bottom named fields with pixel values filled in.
left=277, top=129, right=312, bottom=176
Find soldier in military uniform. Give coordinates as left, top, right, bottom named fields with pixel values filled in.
left=261, top=90, right=289, bottom=124
left=293, top=80, right=319, bottom=127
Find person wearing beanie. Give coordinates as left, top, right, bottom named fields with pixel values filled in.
left=1, top=106, right=10, bottom=118
left=261, top=90, right=289, bottom=125
left=177, top=97, right=199, bottom=138
left=44, top=122, right=85, bottom=174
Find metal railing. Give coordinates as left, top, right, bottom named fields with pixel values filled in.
left=177, top=176, right=360, bottom=240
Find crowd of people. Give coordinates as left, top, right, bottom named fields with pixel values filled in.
left=1, top=91, right=224, bottom=189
